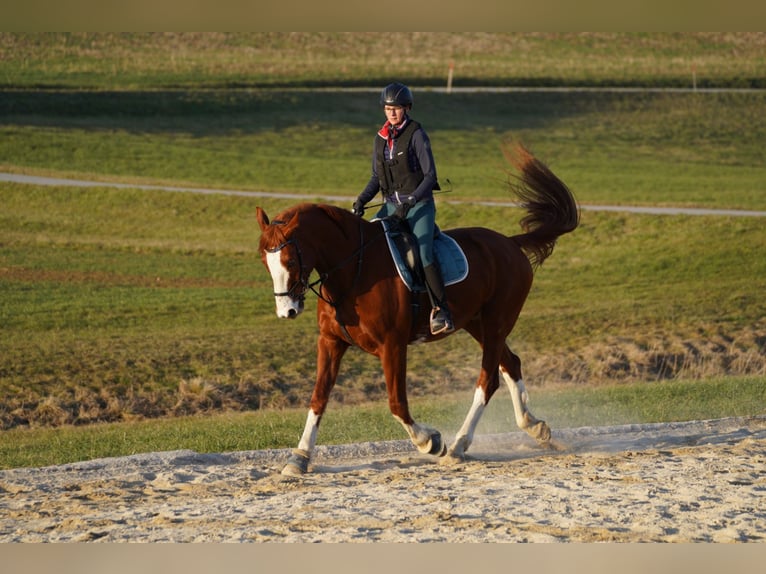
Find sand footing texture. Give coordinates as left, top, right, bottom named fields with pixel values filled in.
left=2, top=415, right=765, bottom=542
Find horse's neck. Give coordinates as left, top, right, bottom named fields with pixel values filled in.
left=308, top=209, right=364, bottom=276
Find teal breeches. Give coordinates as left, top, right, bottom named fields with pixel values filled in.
left=376, top=199, right=436, bottom=267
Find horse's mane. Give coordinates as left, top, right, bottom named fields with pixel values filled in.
left=272, top=203, right=356, bottom=242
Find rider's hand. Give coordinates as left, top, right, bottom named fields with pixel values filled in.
left=395, top=195, right=416, bottom=219
left=352, top=199, right=365, bottom=217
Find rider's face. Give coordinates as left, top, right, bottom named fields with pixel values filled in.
left=384, top=105, right=407, bottom=126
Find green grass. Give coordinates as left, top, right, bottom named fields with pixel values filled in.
left=1, top=90, right=764, bottom=209
left=519, top=211, right=766, bottom=346
left=1, top=376, right=762, bottom=470
left=2, top=183, right=765, bottom=433
left=2, top=33, right=765, bottom=89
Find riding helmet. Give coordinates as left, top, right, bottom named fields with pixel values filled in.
left=380, top=82, right=413, bottom=108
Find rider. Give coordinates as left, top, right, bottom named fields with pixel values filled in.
left=352, top=82, right=454, bottom=335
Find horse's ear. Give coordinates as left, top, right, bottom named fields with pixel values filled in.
left=256, top=207, right=270, bottom=231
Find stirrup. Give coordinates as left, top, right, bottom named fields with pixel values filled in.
left=430, top=307, right=454, bottom=335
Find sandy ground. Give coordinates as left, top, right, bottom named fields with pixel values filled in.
left=1, top=415, right=765, bottom=543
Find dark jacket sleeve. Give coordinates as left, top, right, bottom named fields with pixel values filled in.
left=409, top=128, right=438, bottom=203
left=357, top=139, right=381, bottom=205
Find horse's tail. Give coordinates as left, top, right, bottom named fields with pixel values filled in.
left=505, top=143, right=580, bottom=269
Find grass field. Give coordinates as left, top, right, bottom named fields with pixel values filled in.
left=1, top=33, right=764, bottom=468
left=1, top=90, right=765, bottom=209
left=3, top=33, right=766, bottom=89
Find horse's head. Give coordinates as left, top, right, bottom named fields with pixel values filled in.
left=256, top=206, right=313, bottom=319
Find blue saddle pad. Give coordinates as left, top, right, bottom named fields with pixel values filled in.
left=379, top=219, right=469, bottom=292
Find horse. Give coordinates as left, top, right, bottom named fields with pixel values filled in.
left=256, top=144, right=579, bottom=475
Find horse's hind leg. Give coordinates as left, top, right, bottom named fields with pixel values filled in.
left=444, top=339, right=550, bottom=464
left=443, top=373, right=497, bottom=463
left=443, top=329, right=503, bottom=463
left=500, top=345, right=551, bottom=444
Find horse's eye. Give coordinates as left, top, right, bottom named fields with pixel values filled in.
left=286, top=259, right=298, bottom=269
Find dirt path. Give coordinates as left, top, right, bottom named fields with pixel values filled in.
left=1, top=415, right=765, bottom=542
left=2, top=173, right=765, bottom=218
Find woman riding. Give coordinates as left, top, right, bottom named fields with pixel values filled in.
left=352, top=82, right=454, bottom=335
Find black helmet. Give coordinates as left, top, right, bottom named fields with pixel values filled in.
left=380, top=82, right=413, bottom=108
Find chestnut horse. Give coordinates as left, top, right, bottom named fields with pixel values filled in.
left=256, top=145, right=579, bottom=475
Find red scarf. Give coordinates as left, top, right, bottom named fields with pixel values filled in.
left=378, top=117, right=409, bottom=155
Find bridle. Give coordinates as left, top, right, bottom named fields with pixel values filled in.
left=264, top=215, right=388, bottom=346
left=265, top=217, right=385, bottom=307
left=265, top=237, right=315, bottom=301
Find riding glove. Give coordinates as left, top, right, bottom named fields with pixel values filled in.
left=395, top=195, right=417, bottom=219
left=352, top=199, right=366, bottom=217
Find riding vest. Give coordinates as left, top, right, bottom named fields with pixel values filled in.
left=375, top=120, right=438, bottom=199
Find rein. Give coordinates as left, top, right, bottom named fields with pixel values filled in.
left=309, top=218, right=368, bottom=305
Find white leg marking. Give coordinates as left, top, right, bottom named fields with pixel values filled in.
left=393, top=415, right=426, bottom=443
left=500, top=367, right=529, bottom=429
left=500, top=367, right=551, bottom=443
left=297, top=409, right=321, bottom=453
left=393, top=415, right=442, bottom=455
left=449, top=386, right=486, bottom=457
left=265, top=250, right=303, bottom=318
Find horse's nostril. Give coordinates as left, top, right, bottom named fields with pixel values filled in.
left=287, top=308, right=297, bottom=318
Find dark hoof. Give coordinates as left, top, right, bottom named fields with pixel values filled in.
left=281, top=448, right=310, bottom=476
left=429, top=432, right=447, bottom=457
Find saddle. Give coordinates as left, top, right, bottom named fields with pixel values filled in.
left=378, top=218, right=469, bottom=292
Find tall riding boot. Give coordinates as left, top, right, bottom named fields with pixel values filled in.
left=423, top=264, right=455, bottom=335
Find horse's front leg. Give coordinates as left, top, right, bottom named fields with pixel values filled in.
left=382, top=343, right=446, bottom=457
left=281, top=333, right=349, bottom=476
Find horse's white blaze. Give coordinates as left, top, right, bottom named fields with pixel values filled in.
left=500, top=367, right=530, bottom=429
left=265, top=250, right=303, bottom=318
left=297, top=409, right=321, bottom=453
